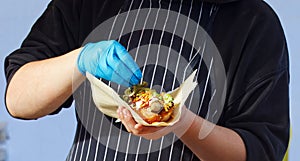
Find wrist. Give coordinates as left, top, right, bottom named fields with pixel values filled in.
left=76, top=43, right=94, bottom=75
left=173, top=106, right=202, bottom=138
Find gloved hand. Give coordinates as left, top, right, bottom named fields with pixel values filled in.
left=77, top=40, right=142, bottom=87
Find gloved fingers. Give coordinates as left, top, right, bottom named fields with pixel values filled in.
left=126, top=69, right=142, bottom=86
left=112, top=41, right=142, bottom=81
left=104, top=42, right=141, bottom=86
left=108, top=57, right=140, bottom=86
left=110, top=70, right=132, bottom=87
left=77, top=40, right=142, bottom=87
left=118, top=52, right=142, bottom=85
left=94, top=59, right=131, bottom=87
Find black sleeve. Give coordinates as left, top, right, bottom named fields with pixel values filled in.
left=213, top=1, right=290, bottom=161
left=225, top=69, right=289, bottom=161
left=4, top=0, right=82, bottom=115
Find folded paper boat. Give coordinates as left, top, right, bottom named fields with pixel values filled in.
left=86, top=70, right=198, bottom=126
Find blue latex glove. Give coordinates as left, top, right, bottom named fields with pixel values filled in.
left=77, top=40, right=142, bottom=87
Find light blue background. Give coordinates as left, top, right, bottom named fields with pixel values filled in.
left=0, top=0, right=298, bottom=160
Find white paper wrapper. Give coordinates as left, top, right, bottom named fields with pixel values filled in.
left=86, top=70, right=198, bottom=126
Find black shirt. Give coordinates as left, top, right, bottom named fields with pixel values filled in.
left=4, top=0, right=290, bottom=160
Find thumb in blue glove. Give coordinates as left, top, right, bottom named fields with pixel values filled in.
left=77, top=40, right=142, bottom=87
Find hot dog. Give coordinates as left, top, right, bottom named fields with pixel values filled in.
left=123, top=82, right=175, bottom=124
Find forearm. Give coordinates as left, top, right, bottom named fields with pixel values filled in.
left=5, top=48, right=85, bottom=119
left=175, top=108, right=246, bottom=161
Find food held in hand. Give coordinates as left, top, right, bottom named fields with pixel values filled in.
left=123, top=82, right=176, bottom=124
